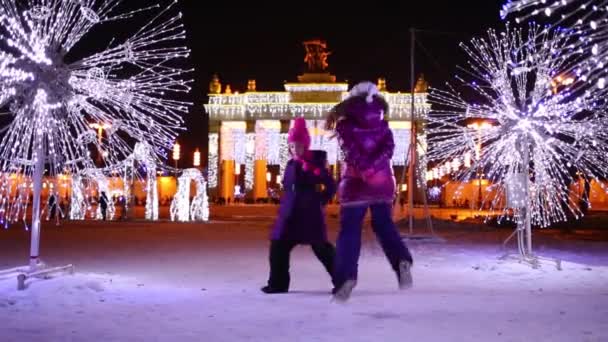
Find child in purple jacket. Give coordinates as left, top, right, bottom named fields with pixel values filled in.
left=262, top=118, right=337, bottom=294
left=326, top=82, right=414, bottom=301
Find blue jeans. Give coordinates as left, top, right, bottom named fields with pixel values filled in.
left=334, top=203, right=413, bottom=285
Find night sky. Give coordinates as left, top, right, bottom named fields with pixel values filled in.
left=176, top=1, right=506, bottom=166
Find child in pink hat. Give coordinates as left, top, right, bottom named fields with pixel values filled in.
left=262, top=118, right=337, bottom=294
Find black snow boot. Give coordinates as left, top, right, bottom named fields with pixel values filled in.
left=261, top=286, right=288, bottom=294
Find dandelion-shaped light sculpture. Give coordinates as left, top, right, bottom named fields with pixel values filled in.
left=0, top=0, right=191, bottom=272
left=428, top=24, right=608, bottom=264
left=501, top=1, right=608, bottom=92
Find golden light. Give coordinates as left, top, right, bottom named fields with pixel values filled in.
left=235, top=164, right=241, bottom=175
left=400, top=184, right=408, bottom=192
left=89, top=123, right=111, bottom=142
left=266, top=172, right=272, bottom=182
left=551, top=74, right=575, bottom=93
left=172, top=142, right=180, bottom=161
left=451, top=158, right=461, bottom=172
left=464, top=152, right=472, bottom=168
left=193, top=149, right=201, bottom=167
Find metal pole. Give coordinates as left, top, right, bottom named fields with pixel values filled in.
left=29, top=146, right=45, bottom=270
left=523, top=137, right=532, bottom=255
left=408, top=28, right=416, bottom=235
left=478, top=129, right=482, bottom=209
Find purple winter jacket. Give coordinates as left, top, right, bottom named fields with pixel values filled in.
left=335, top=97, right=396, bottom=207
left=270, top=151, right=336, bottom=244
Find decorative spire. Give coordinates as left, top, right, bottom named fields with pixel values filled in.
left=414, top=74, right=428, bottom=93
left=209, top=74, right=221, bottom=94
left=377, top=77, right=387, bottom=91
left=247, top=79, right=257, bottom=92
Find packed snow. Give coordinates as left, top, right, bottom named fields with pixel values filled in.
left=1, top=205, right=607, bottom=342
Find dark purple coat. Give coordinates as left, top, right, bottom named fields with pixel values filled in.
left=336, top=96, right=396, bottom=206
left=270, top=154, right=336, bottom=244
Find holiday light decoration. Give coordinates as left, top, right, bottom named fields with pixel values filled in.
left=254, top=120, right=281, bottom=161
left=81, top=168, right=115, bottom=221
left=500, top=0, right=595, bottom=21
left=279, top=133, right=290, bottom=178
left=220, top=121, right=246, bottom=161
left=206, top=94, right=429, bottom=120
left=0, top=0, right=190, bottom=271
left=170, top=168, right=209, bottom=222
left=389, top=121, right=411, bottom=166
left=190, top=170, right=209, bottom=222
left=132, top=142, right=159, bottom=221
left=69, top=175, right=86, bottom=220
left=427, top=24, right=608, bottom=260
left=245, top=133, right=255, bottom=190
left=284, top=83, right=349, bottom=92
left=193, top=149, right=201, bottom=167
left=266, top=125, right=282, bottom=165
left=501, top=1, right=608, bottom=94
left=208, top=133, right=218, bottom=188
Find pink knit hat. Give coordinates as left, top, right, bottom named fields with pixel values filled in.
left=288, top=117, right=311, bottom=149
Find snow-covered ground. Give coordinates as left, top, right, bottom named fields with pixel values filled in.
left=1, top=205, right=607, bottom=342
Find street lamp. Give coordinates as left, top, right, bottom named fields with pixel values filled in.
left=193, top=149, right=201, bottom=167
left=467, top=122, right=492, bottom=209
left=172, top=142, right=180, bottom=170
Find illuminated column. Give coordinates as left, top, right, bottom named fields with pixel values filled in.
left=221, top=160, right=235, bottom=201
left=253, top=160, right=267, bottom=199
left=220, top=121, right=246, bottom=201
left=245, top=133, right=255, bottom=192
left=208, top=133, right=218, bottom=188
left=254, top=120, right=281, bottom=199
left=388, top=121, right=411, bottom=166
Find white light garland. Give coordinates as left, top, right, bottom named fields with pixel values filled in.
left=208, top=133, right=218, bottom=188
left=428, top=24, right=608, bottom=228
left=0, top=0, right=191, bottom=231
left=245, top=133, right=255, bottom=191
left=132, top=143, right=159, bottom=221
left=220, top=121, right=246, bottom=162
left=69, top=175, right=85, bottom=220
left=170, top=168, right=209, bottom=222
left=254, top=120, right=281, bottom=161
left=206, top=98, right=429, bottom=121
left=284, top=83, right=349, bottom=92
left=502, top=1, right=608, bottom=95
left=279, top=134, right=290, bottom=178
left=389, top=122, right=412, bottom=166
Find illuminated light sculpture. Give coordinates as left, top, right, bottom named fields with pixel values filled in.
left=207, top=133, right=218, bottom=188
left=69, top=175, right=86, bottom=220
left=0, top=0, right=191, bottom=284
left=501, top=1, right=608, bottom=94
left=136, top=143, right=159, bottom=221
left=427, top=24, right=608, bottom=267
left=81, top=168, right=115, bottom=221
left=170, top=168, right=209, bottom=222
left=245, top=133, right=255, bottom=191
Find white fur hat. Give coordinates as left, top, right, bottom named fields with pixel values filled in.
left=347, top=81, right=380, bottom=103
